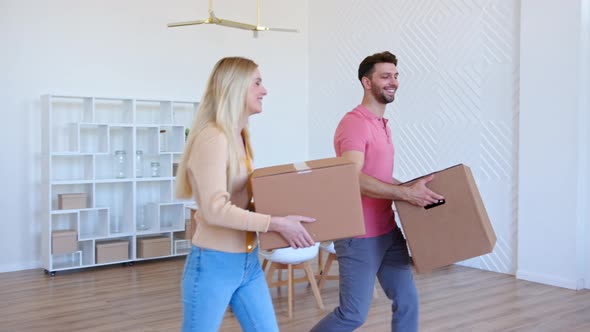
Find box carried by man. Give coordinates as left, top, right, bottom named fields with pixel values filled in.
left=250, top=157, right=366, bottom=250
left=394, top=164, right=496, bottom=273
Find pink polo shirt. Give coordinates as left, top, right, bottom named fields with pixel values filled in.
left=334, top=105, right=396, bottom=238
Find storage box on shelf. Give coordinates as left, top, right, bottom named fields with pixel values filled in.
left=51, top=230, right=77, bottom=255
left=58, top=193, right=87, bottom=210
left=137, top=236, right=171, bottom=258
left=42, top=94, right=198, bottom=275
left=96, top=239, right=130, bottom=264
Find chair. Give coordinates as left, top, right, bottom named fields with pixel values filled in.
left=317, top=241, right=379, bottom=298
left=317, top=241, right=339, bottom=290
left=260, top=243, right=325, bottom=318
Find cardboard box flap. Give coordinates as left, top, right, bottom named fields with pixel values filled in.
left=400, top=164, right=463, bottom=185
left=58, top=193, right=87, bottom=198
left=97, top=240, right=128, bottom=248
left=251, top=157, right=354, bottom=179
left=52, top=229, right=76, bottom=237
left=139, top=236, right=169, bottom=244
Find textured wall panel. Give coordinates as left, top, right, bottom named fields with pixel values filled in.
left=310, top=0, right=519, bottom=274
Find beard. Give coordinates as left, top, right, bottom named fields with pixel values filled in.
left=371, top=85, right=395, bottom=104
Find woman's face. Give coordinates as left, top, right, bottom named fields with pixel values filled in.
left=246, top=68, right=267, bottom=116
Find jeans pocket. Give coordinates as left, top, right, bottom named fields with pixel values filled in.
left=182, top=246, right=201, bottom=283
left=334, top=238, right=354, bottom=253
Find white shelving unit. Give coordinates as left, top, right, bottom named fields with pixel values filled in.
left=41, top=95, right=198, bottom=275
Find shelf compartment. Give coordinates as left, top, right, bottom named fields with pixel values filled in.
left=79, top=123, right=108, bottom=154
left=174, top=238, right=191, bottom=255
left=136, top=126, right=159, bottom=158
left=79, top=208, right=109, bottom=240
left=50, top=97, right=93, bottom=153
left=159, top=125, right=185, bottom=153
left=51, top=184, right=92, bottom=211
left=95, top=182, right=133, bottom=234
left=94, top=126, right=133, bottom=180
left=79, top=240, right=95, bottom=266
left=160, top=203, right=185, bottom=232
left=136, top=100, right=172, bottom=125
left=135, top=202, right=158, bottom=234
left=52, top=250, right=82, bottom=270
left=142, top=153, right=173, bottom=178
left=172, top=101, right=197, bottom=127
left=94, top=98, right=133, bottom=124
left=51, top=155, right=93, bottom=182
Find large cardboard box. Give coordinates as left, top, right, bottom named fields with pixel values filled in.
left=394, top=164, right=496, bottom=273
left=51, top=230, right=77, bottom=255
left=96, top=240, right=129, bottom=264
left=250, top=157, right=365, bottom=250
left=137, top=236, right=171, bottom=258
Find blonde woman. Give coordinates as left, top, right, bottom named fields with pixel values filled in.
left=176, top=57, right=315, bottom=332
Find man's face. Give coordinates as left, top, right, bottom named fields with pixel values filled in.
left=368, top=62, right=399, bottom=104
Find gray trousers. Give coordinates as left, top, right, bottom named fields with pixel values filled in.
left=310, top=228, right=419, bottom=332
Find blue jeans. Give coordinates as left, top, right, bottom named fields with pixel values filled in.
left=310, top=228, right=419, bottom=332
left=181, top=245, right=279, bottom=332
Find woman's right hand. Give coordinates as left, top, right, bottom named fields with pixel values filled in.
left=268, top=215, right=316, bottom=249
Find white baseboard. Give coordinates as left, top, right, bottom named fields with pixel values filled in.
left=0, top=261, right=41, bottom=274
left=516, top=270, right=584, bottom=290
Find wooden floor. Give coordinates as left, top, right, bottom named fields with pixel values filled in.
left=1, top=258, right=589, bottom=332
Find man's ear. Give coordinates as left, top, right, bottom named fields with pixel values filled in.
left=361, top=76, right=372, bottom=90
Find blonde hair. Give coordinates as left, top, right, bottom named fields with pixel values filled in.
left=175, top=57, right=257, bottom=199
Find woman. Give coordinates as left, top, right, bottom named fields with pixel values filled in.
left=175, top=57, right=316, bottom=331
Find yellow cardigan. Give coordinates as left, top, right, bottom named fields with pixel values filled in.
left=186, top=125, right=271, bottom=253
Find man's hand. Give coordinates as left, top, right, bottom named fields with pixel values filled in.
left=403, top=174, right=444, bottom=207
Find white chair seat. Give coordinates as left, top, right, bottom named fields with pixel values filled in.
left=259, top=243, right=320, bottom=265
left=320, top=241, right=335, bottom=254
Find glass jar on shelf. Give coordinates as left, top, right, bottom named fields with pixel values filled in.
left=135, top=150, right=144, bottom=178
left=114, top=150, right=126, bottom=179
left=136, top=205, right=149, bottom=231
left=151, top=161, right=160, bottom=177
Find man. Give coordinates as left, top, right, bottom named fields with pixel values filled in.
left=310, top=51, right=444, bottom=332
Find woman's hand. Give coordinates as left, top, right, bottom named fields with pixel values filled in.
left=268, top=215, right=316, bottom=249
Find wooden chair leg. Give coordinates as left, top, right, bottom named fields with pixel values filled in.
left=261, top=258, right=268, bottom=272
left=303, top=262, right=325, bottom=310
left=317, top=250, right=323, bottom=276
left=318, top=253, right=336, bottom=290
left=287, top=264, right=293, bottom=319
left=266, top=262, right=276, bottom=287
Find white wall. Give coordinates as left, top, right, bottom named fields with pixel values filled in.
left=583, top=0, right=590, bottom=290
left=518, top=0, right=588, bottom=290
left=308, top=0, right=520, bottom=275
left=0, top=0, right=309, bottom=272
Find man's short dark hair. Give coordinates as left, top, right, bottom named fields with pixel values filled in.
left=358, top=51, right=398, bottom=82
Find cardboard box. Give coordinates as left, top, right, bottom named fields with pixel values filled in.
left=52, top=230, right=77, bottom=255
left=137, top=236, right=171, bottom=258
left=58, top=193, right=87, bottom=210
left=96, top=240, right=129, bottom=264
left=250, top=157, right=365, bottom=250
left=394, top=164, right=496, bottom=273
